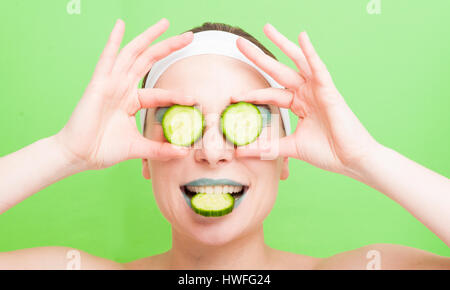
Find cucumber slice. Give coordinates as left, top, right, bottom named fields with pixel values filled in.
left=191, top=193, right=235, bottom=217
left=162, top=105, right=204, bottom=146
left=220, top=102, right=262, bottom=146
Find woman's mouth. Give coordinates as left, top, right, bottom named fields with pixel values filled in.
left=180, top=179, right=249, bottom=216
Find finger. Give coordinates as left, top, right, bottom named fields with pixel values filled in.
left=111, top=18, right=170, bottom=76
left=231, top=88, right=294, bottom=108
left=134, top=88, right=195, bottom=114
left=231, top=88, right=309, bottom=118
left=236, top=37, right=304, bottom=89
left=235, top=135, right=299, bottom=159
left=93, top=19, right=125, bottom=77
left=263, top=23, right=312, bottom=78
left=128, top=136, right=189, bottom=160
left=298, top=32, right=333, bottom=86
left=234, top=138, right=278, bottom=159
left=129, top=31, right=193, bottom=80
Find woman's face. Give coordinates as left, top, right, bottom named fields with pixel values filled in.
left=143, top=54, right=289, bottom=245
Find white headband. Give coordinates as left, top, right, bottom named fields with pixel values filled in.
left=140, top=30, right=291, bottom=135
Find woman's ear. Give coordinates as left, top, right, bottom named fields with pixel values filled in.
left=142, top=159, right=151, bottom=180
left=280, top=157, right=289, bottom=180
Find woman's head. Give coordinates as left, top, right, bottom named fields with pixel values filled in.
left=141, top=22, right=289, bottom=246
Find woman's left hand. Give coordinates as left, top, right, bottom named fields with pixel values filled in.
left=233, top=24, right=450, bottom=249
left=232, top=24, right=380, bottom=177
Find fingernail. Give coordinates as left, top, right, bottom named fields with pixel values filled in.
left=185, top=95, right=195, bottom=103
left=181, top=31, right=193, bottom=37
left=157, top=18, right=168, bottom=25
left=237, top=36, right=248, bottom=44
left=114, top=18, right=122, bottom=27
left=172, top=145, right=189, bottom=154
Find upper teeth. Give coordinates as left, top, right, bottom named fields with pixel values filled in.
left=186, top=185, right=243, bottom=194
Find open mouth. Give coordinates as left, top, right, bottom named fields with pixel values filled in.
left=180, top=179, right=249, bottom=216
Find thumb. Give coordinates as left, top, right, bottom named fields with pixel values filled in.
left=235, top=138, right=276, bottom=160
left=128, top=136, right=189, bottom=160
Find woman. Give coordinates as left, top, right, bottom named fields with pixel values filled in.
left=0, top=18, right=448, bottom=270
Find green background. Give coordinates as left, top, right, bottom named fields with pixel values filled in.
left=0, top=0, right=449, bottom=262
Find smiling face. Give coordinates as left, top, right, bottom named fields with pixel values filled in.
left=142, top=54, right=289, bottom=246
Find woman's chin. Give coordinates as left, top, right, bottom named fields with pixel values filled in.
left=178, top=197, right=252, bottom=246
left=164, top=185, right=267, bottom=247
left=185, top=220, right=245, bottom=246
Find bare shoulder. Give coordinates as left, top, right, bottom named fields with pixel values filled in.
left=0, top=246, right=124, bottom=270
left=266, top=247, right=321, bottom=269
left=124, top=252, right=169, bottom=270
left=315, top=243, right=450, bottom=270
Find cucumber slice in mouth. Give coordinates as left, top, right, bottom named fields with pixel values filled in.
left=180, top=185, right=249, bottom=217
left=162, top=105, right=204, bottom=146
left=191, top=193, right=234, bottom=217
left=220, top=102, right=263, bottom=146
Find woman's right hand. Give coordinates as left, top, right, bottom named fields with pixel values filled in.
left=54, top=18, right=194, bottom=170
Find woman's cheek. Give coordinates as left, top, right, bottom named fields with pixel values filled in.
left=242, top=157, right=279, bottom=175
left=149, top=125, right=165, bottom=141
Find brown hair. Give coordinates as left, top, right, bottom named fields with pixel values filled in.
left=141, top=22, right=277, bottom=88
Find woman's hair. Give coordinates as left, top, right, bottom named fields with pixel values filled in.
left=141, top=22, right=277, bottom=88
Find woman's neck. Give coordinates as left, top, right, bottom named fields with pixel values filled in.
left=166, top=224, right=272, bottom=270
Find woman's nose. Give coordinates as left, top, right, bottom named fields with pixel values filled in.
left=194, top=116, right=233, bottom=167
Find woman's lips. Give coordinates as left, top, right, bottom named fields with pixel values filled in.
left=183, top=178, right=246, bottom=187
left=179, top=178, right=249, bottom=212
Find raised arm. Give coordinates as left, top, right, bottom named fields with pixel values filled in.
left=0, top=18, right=193, bottom=215
left=356, top=144, right=450, bottom=245
left=230, top=23, right=449, bottom=265
left=0, top=135, right=86, bottom=214
left=0, top=18, right=196, bottom=269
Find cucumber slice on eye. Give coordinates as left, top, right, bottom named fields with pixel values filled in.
left=191, top=193, right=235, bottom=217
left=220, top=102, right=263, bottom=146
left=162, top=105, right=204, bottom=146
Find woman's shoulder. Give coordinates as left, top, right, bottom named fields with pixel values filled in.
left=315, top=243, right=450, bottom=270
left=266, top=247, right=321, bottom=269
left=123, top=252, right=169, bottom=270
left=0, top=246, right=124, bottom=270
left=122, top=243, right=450, bottom=270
